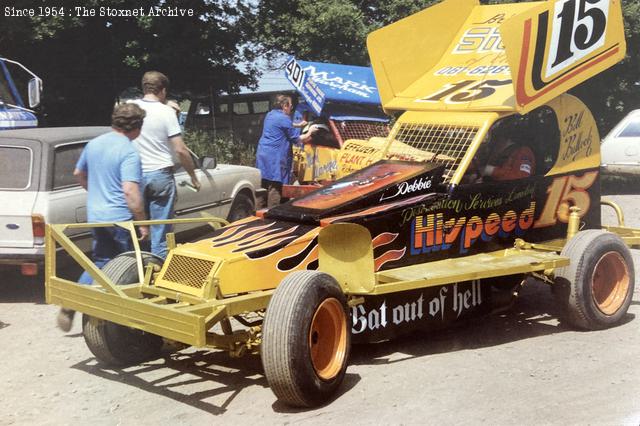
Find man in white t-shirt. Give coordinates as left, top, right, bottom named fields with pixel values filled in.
left=130, top=71, right=201, bottom=259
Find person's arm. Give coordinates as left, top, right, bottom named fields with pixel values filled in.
left=170, top=135, right=201, bottom=190
left=284, top=120, right=316, bottom=145
left=74, top=147, right=88, bottom=190
left=120, top=149, right=148, bottom=239
left=165, top=108, right=200, bottom=190
left=73, top=169, right=88, bottom=190
left=298, top=128, right=316, bottom=144
left=122, top=181, right=149, bottom=240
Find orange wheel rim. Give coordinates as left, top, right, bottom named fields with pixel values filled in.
left=591, top=251, right=630, bottom=315
left=309, top=298, right=347, bottom=380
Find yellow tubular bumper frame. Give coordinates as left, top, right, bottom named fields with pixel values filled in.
left=45, top=218, right=271, bottom=349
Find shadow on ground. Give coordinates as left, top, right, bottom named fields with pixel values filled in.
left=67, top=281, right=636, bottom=414
left=0, top=268, right=46, bottom=304
left=0, top=264, right=83, bottom=304
left=350, top=280, right=635, bottom=365
left=73, top=350, right=268, bottom=415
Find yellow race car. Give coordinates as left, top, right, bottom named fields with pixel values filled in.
left=46, top=0, right=637, bottom=408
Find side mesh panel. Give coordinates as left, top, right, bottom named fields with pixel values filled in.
left=389, top=123, right=479, bottom=182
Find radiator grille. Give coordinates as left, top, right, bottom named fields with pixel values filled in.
left=388, top=123, right=479, bottom=182
left=161, top=254, right=214, bottom=289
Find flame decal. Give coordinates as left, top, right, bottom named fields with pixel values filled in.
left=372, top=232, right=398, bottom=248
left=375, top=248, right=406, bottom=271
left=237, top=225, right=300, bottom=248
left=306, top=259, right=319, bottom=270
left=212, top=222, right=279, bottom=247
left=245, top=227, right=320, bottom=264
left=277, top=239, right=319, bottom=271
left=232, top=234, right=300, bottom=254
left=211, top=222, right=256, bottom=242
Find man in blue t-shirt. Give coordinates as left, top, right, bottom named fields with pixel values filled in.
left=255, top=94, right=316, bottom=207
left=57, top=103, right=149, bottom=332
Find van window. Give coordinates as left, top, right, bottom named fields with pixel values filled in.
left=0, top=146, right=31, bottom=189
left=195, top=102, right=210, bottom=115
left=0, top=78, right=18, bottom=106
left=233, top=102, right=249, bottom=115
left=252, top=100, right=269, bottom=114
left=217, top=103, right=229, bottom=113
left=53, top=143, right=86, bottom=190
left=618, top=119, right=640, bottom=137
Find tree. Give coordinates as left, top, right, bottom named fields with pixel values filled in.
left=252, top=0, right=437, bottom=66
left=0, top=0, right=257, bottom=126
left=254, top=0, right=640, bottom=135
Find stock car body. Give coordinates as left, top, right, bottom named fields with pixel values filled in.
left=45, top=0, right=639, bottom=408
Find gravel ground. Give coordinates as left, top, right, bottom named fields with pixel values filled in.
left=1, top=194, right=639, bottom=425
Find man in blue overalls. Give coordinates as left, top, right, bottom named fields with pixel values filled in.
left=255, top=94, right=315, bottom=207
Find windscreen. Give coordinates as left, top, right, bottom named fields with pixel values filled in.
left=0, top=146, right=32, bottom=189
left=618, top=119, right=640, bottom=138
left=0, top=78, right=17, bottom=105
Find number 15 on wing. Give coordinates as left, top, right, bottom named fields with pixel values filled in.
left=546, top=0, right=610, bottom=78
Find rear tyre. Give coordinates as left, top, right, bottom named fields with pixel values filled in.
left=82, top=253, right=164, bottom=366
left=261, top=271, right=351, bottom=407
left=227, top=193, right=254, bottom=222
left=554, top=230, right=634, bottom=330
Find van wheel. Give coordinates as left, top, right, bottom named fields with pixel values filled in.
left=554, top=230, right=634, bottom=330
left=261, top=271, right=351, bottom=407
left=82, top=253, right=164, bottom=366
left=227, top=193, right=254, bottom=222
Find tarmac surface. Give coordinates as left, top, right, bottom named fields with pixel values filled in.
left=1, top=194, right=639, bottom=425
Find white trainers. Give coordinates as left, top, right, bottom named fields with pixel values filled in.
left=56, top=308, right=75, bottom=332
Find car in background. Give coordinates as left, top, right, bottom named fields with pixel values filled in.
left=601, top=109, right=640, bottom=176
left=0, top=127, right=263, bottom=276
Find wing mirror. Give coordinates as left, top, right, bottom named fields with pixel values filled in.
left=202, top=156, right=217, bottom=170
left=28, top=77, right=42, bottom=108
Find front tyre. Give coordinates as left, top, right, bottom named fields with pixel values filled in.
left=261, top=271, right=351, bottom=408
left=554, top=230, right=634, bottom=330
left=82, top=253, right=164, bottom=366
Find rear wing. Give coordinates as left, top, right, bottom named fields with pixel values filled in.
left=501, top=0, right=626, bottom=114
left=367, top=0, right=625, bottom=115
left=284, top=57, right=389, bottom=121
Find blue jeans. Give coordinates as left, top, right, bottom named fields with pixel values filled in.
left=78, top=226, right=133, bottom=284
left=142, top=168, right=176, bottom=259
